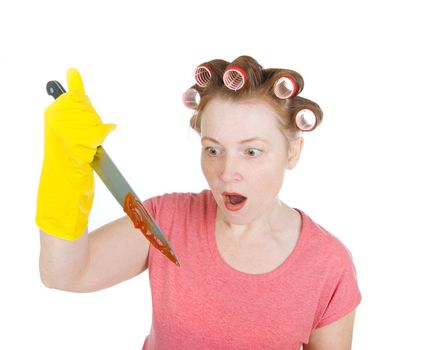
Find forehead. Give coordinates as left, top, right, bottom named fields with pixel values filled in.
left=200, top=97, right=283, bottom=138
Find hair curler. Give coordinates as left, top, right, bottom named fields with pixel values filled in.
left=182, top=86, right=201, bottom=109
left=295, top=109, right=318, bottom=131
left=223, top=65, right=247, bottom=91
left=195, top=65, right=212, bottom=87
left=274, top=76, right=299, bottom=99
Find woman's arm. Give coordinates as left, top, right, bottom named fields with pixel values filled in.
left=303, top=309, right=357, bottom=350
left=39, top=215, right=150, bottom=293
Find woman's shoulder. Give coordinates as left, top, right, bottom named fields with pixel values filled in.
left=297, top=209, right=356, bottom=264
left=143, top=189, right=212, bottom=213
left=144, top=188, right=211, bottom=204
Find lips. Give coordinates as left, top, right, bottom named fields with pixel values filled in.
left=222, top=192, right=248, bottom=211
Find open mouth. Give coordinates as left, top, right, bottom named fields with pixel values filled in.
left=222, top=192, right=247, bottom=211
left=228, top=195, right=246, bottom=205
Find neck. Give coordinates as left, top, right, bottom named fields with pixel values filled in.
left=216, top=198, right=288, bottom=242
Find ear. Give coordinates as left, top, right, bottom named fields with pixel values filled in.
left=287, top=137, right=304, bottom=170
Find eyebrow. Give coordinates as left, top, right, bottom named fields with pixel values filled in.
left=201, top=136, right=270, bottom=145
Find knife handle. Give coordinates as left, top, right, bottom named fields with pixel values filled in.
left=46, top=80, right=66, bottom=99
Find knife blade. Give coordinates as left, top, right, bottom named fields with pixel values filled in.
left=46, top=80, right=180, bottom=267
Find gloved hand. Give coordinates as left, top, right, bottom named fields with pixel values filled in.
left=36, top=68, right=116, bottom=240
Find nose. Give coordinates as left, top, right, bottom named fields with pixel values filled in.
left=219, top=154, right=242, bottom=183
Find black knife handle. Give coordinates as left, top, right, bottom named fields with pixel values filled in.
left=46, top=80, right=66, bottom=99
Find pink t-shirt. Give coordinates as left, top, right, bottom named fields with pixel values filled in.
left=142, top=189, right=361, bottom=349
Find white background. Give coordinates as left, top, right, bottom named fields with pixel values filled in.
left=1, top=0, right=437, bottom=349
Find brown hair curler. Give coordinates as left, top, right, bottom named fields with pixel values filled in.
left=294, top=108, right=318, bottom=131
left=195, top=65, right=212, bottom=87
left=223, top=65, right=247, bottom=91
left=182, top=85, right=201, bottom=109
left=186, top=56, right=323, bottom=135
left=289, top=96, right=322, bottom=131
left=274, top=76, right=299, bottom=99
left=194, top=59, right=229, bottom=89
left=268, top=68, right=304, bottom=99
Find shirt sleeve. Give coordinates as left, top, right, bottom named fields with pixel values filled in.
left=141, top=192, right=180, bottom=268
left=313, top=244, right=362, bottom=329
left=143, top=195, right=158, bottom=219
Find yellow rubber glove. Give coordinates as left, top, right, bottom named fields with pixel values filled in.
left=36, top=68, right=116, bottom=240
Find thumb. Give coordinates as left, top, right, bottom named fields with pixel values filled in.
left=66, top=68, right=86, bottom=94
left=94, top=123, right=117, bottom=146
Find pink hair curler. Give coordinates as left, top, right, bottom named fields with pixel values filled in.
left=295, top=109, right=317, bottom=131
left=182, top=87, right=201, bottom=109
left=223, top=65, right=247, bottom=91
left=274, top=76, right=298, bottom=99
left=195, top=65, right=212, bottom=87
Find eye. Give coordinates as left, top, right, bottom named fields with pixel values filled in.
left=204, top=146, right=221, bottom=156
left=246, top=148, right=263, bottom=157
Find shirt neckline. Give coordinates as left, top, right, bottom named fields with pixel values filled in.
left=206, top=190, right=308, bottom=281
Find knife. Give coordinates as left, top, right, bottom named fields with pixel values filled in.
left=46, top=80, right=180, bottom=267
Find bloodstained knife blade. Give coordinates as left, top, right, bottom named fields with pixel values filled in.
left=46, top=80, right=180, bottom=267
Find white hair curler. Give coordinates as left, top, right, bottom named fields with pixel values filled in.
left=195, top=65, right=212, bottom=87
left=182, top=87, right=201, bottom=109
left=295, top=109, right=317, bottom=131
left=273, top=76, right=298, bottom=99
left=223, top=65, right=247, bottom=91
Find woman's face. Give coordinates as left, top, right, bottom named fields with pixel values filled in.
left=200, top=97, right=303, bottom=225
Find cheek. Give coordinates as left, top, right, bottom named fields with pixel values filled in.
left=200, top=156, right=214, bottom=176
left=250, top=162, right=286, bottom=189
left=252, top=166, right=281, bottom=182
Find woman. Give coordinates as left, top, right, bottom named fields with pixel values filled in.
left=37, top=56, right=361, bottom=349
